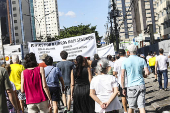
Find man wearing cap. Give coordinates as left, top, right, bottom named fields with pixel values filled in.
left=113, top=49, right=128, bottom=113
left=39, top=53, right=48, bottom=67
left=121, top=44, right=149, bottom=113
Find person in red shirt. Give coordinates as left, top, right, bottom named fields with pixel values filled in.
left=39, top=54, right=48, bottom=67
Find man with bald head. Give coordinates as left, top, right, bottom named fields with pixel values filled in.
left=10, top=55, right=25, bottom=112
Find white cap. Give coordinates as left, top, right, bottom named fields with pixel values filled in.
left=127, top=44, right=137, bottom=52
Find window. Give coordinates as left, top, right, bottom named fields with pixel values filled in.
left=15, top=33, right=18, bottom=36
left=160, top=0, right=162, bottom=4
left=13, top=7, right=16, bottom=11
left=15, top=26, right=18, bottom=30
left=12, top=1, right=16, bottom=4
left=13, top=14, right=17, bottom=17
left=162, top=12, right=164, bottom=16
left=14, top=20, right=17, bottom=23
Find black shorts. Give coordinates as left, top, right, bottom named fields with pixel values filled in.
left=119, top=85, right=127, bottom=97
left=49, top=87, right=60, bottom=101
left=150, top=66, right=155, bottom=74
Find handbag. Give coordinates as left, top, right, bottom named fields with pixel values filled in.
left=46, top=67, right=54, bottom=78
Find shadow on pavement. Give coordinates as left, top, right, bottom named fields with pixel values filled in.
left=156, top=105, right=170, bottom=113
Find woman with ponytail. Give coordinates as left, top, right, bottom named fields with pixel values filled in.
left=71, top=55, right=95, bottom=113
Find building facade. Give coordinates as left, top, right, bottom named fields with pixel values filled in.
left=33, top=0, right=60, bottom=39
left=0, top=0, right=10, bottom=44
left=116, top=0, right=135, bottom=41
left=7, top=0, right=33, bottom=45
left=155, top=0, right=170, bottom=39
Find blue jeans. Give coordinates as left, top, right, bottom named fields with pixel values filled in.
left=157, top=70, right=168, bottom=89
left=148, top=64, right=151, bottom=73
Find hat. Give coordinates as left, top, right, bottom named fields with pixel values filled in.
left=119, top=49, right=125, bottom=54
left=127, top=44, right=137, bottom=52
left=40, top=54, right=48, bottom=60
left=140, top=54, right=145, bottom=57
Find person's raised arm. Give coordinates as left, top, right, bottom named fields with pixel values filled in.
left=40, top=67, right=52, bottom=103
left=87, top=67, right=92, bottom=82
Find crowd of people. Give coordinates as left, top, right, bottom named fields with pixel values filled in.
left=0, top=44, right=169, bottom=113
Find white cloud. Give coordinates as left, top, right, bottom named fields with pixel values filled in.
left=59, top=12, right=65, bottom=16
left=65, top=11, right=76, bottom=18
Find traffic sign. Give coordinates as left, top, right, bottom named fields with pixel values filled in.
left=5, top=56, right=9, bottom=61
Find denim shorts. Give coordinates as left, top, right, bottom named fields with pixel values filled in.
left=127, top=85, right=146, bottom=109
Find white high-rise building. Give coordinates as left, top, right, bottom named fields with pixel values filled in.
left=116, top=0, right=134, bottom=41
left=33, top=0, right=60, bottom=39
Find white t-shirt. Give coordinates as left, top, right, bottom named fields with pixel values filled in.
left=146, top=55, right=152, bottom=64
left=168, top=52, right=170, bottom=57
left=156, top=55, right=169, bottom=70
left=90, top=75, right=122, bottom=112
left=109, top=61, right=114, bottom=68
left=113, top=57, right=127, bottom=87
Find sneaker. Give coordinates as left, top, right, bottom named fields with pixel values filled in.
left=64, top=107, right=67, bottom=113
left=159, top=88, right=163, bottom=91
left=164, top=88, right=168, bottom=91
left=153, top=79, right=157, bottom=82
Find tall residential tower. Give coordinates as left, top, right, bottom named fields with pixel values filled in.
left=33, top=0, right=60, bottom=39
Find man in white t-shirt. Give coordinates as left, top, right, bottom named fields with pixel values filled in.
left=146, top=52, right=152, bottom=72
left=155, top=48, right=169, bottom=91
left=113, top=49, right=127, bottom=113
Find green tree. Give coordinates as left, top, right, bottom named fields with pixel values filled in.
left=57, top=24, right=102, bottom=43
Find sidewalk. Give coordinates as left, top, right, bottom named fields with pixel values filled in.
left=144, top=69, right=170, bottom=113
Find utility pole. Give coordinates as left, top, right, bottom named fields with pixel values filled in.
left=112, top=0, right=119, bottom=52
left=0, top=18, right=6, bottom=63
left=149, top=24, right=154, bottom=45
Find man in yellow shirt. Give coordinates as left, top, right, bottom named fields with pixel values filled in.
left=149, top=54, right=157, bottom=82
left=10, top=55, right=25, bottom=112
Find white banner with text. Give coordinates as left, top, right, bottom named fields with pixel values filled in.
left=97, top=43, right=115, bottom=58
left=28, top=33, right=97, bottom=63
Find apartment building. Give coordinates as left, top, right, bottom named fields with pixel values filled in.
left=116, top=0, right=135, bottom=41
left=155, top=0, right=170, bottom=39
left=33, top=0, right=60, bottom=39
left=7, top=0, right=33, bottom=44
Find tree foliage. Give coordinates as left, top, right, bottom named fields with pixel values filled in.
left=56, top=24, right=102, bottom=43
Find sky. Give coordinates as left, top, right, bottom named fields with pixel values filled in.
left=58, top=0, right=109, bottom=37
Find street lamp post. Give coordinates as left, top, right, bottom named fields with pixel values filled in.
left=23, top=10, right=56, bottom=40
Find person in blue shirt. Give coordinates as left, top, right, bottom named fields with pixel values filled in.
left=44, top=56, right=65, bottom=113
left=121, top=44, right=149, bottom=113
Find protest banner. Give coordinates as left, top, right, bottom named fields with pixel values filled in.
left=28, top=33, right=97, bottom=63
left=97, top=43, right=115, bottom=58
